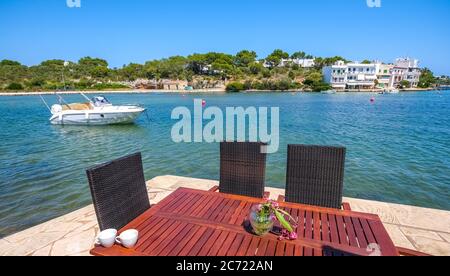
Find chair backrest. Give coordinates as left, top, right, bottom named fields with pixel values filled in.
left=220, top=142, right=267, bottom=198
left=86, top=153, right=150, bottom=231
left=286, top=145, right=346, bottom=209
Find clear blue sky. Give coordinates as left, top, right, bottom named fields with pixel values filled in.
left=0, top=0, right=449, bottom=75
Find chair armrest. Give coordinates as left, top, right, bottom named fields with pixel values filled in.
left=278, top=195, right=286, bottom=202
left=396, top=247, right=432, bottom=257
left=209, top=186, right=219, bottom=192
left=342, top=202, right=352, bottom=211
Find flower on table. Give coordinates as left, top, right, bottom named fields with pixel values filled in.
left=254, top=199, right=298, bottom=240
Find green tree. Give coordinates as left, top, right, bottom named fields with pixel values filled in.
left=418, top=68, right=435, bottom=88
left=400, top=80, right=411, bottom=88
left=234, top=50, right=257, bottom=67
left=0, top=60, right=22, bottom=66
left=6, top=82, right=24, bottom=90
left=78, top=57, right=108, bottom=68
left=249, top=62, right=264, bottom=75
left=265, top=49, right=289, bottom=68
left=291, top=51, right=306, bottom=59
left=361, top=60, right=372, bottom=64
left=314, top=56, right=349, bottom=69
left=226, top=82, right=245, bottom=92
left=303, top=71, right=330, bottom=92
left=288, top=71, right=296, bottom=80
left=119, top=63, right=145, bottom=81
left=0, top=60, right=29, bottom=86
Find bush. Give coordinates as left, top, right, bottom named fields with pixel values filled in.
left=399, top=80, right=411, bottom=89
left=226, top=82, right=245, bottom=92
left=91, top=83, right=130, bottom=90
left=6, top=82, right=24, bottom=91
left=310, top=81, right=332, bottom=92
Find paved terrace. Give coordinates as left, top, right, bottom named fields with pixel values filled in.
left=0, top=175, right=449, bottom=256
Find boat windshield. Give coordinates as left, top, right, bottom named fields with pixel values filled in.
left=92, top=96, right=111, bottom=107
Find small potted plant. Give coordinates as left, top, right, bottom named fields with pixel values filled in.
left=249, top=200, right=298, bottom=240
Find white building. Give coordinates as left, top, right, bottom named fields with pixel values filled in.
left=289, top=58, right=315, bottom=68
left=322, top=60, right=347, bottom=90
left=323, top=58, right=421, bottom=90
left=265, top=58, right=315, bottom=68
left=322, top=61, right=379, bottom=90
left=346, top=63, right=379, bottom=90
left=377, top=64, right=395, bottom=89
left=392, top=58, right=421, bottom=88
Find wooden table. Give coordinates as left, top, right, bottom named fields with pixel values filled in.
left=91, top=188, right=399, bottom=256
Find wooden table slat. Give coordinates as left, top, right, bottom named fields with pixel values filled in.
left=236, top=235, right=253, bottom=256
left=275, top=241, right=287, bottom=256
left=352, top=217, right=368, bottom=249
left=207, top=231, right=230, bottom=256
left=246, top=236, right=261, bottom=256
left=186, top=228, right=215, bottom=256
left=226, top=234, right=245, bottom=256
left=321, top=213, right=330, bottom=242
left=149, top=222, right=189, bottom=256
left=344, top=215, right=359, bottom=247
left=176, top=226, right=208, bottom=256
left=142, top=221, right=184, bottom=255
left=297, top=209, right=305, bottom=239
left=255, top=239, right=269, bottom=256
left=135, top=218, right=173, bottom=251
left=216, top=232, right=237, bottom=256
left=336, top=215, right=348, bottom=245
left=198, top=229, right=222, bottom=256
left=265, top=240, right=277, bottom=256
left=138, top=220, right=179, bottom=252
left=164, top=224, right=199, bottom=256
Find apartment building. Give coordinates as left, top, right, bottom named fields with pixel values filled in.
left=392, top=58, right=421, bottom=87
left=323, top=61, right=379, bottom=90
left=323, top=58, right=421, bottom=90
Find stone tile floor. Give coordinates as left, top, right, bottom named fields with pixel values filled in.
left=0, top=175, right=449, bottom=256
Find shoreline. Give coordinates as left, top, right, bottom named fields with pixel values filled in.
left=0, top=87, right=437, bottom=96
left=0, top=88, right=227, bottom=96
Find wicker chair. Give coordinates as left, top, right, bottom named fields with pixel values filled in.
left=86, top=153, right=151, bottom=231
left=211, top=142, right=268, bottom=198
left=281, top=145, right=347, bottom=209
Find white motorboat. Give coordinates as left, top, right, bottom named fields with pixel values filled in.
left=45, top=94, right=146, bottom=126
left=387, top=89, right=400, bottom=94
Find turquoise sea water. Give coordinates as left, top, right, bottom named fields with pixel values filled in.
left=0, top=91, right=449, bottom=237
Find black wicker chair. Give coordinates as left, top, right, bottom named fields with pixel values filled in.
left=282, top=145, right=347, bottom=209
left=213, top=142, right=268, bottom=198
left=86, top=152, right=151, bottom=231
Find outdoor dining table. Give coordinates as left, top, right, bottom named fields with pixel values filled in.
left=90, top=187, right=399, bottom=256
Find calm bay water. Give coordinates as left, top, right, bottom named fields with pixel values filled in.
left=0, top=91, right=449, bottom=237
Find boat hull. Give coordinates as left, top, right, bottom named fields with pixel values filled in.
left=50, top=109, right=145, bottom=126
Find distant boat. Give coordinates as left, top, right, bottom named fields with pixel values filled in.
left=387, top=89, right=400, bottom=94
left=379, top=89, right=399, bottom=95
left=321, top=90, right=336, bottom=94
left=42, top=94, right=146, bottom=126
